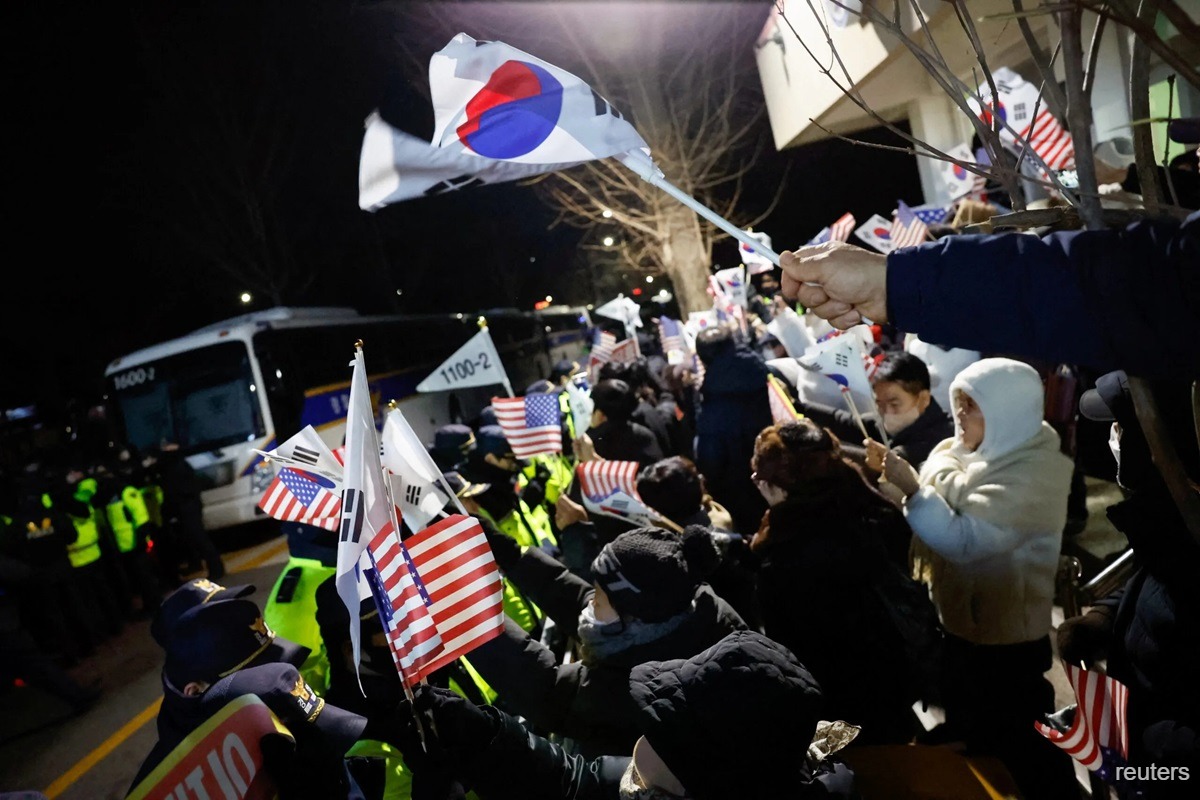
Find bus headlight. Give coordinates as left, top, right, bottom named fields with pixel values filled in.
left=251, top=462, right=276, bottom=492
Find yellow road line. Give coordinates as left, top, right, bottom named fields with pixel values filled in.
left=44, top=696, right=162, bottom=799
left=232, top=537, right=290, bottom=574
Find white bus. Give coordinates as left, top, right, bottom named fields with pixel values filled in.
left=102, top=306, right=590, bottom=532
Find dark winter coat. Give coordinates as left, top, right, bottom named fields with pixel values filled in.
left=694, top=344, right=773, bottom=535
left=886, top=210, right=1200, bottom=379
left=752, top=483, right=919, bottom=743
left=588, top=419, right=663, bottom=467
left=467, top=547, right=746, bottom=757
left=1098, top=485, right=1200, bottom=794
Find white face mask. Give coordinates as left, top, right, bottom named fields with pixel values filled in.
left=882, top=406, right=921, bottom=435
left=1109, top=422, right=1121, bottom=468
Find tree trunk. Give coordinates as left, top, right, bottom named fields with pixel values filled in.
left=659, top=203, right=711, bottom=313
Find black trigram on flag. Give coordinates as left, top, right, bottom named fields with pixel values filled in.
left=293, top=446, right=320, bottom=466
left=404, top=484, right=422, bottom=506
left=424, top=175, right=488, bottom=196
left=834, top=352, right=850, bottom=369
left=590, top=89, right=624, bottom=120
left=340, top=488, right=364, bottom=544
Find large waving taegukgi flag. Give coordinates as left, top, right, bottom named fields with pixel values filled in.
left=360, top=33, right=650, bottom=209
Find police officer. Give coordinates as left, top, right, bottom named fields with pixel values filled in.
left=130, top=593, right=373, bottom=799
left=63, top=461, right=123, bottom=638
left=427, top=424, right=476, bottom=473
left=102, top=453, right=163, bottom=619
left=459, top=426, right=556, bottom=553
left=153, top=441, right=225, bottom=581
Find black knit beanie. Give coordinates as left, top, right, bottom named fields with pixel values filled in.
left=590, top=526, right=718, bottom=622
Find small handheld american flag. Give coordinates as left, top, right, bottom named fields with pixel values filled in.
left=492, top=394, right=563, bottom=458
left=657, top=317, right=686, bottom=362
left=363, top=522, right=444, bottom=685
left=890, top=200, right=930, bottom=249
left=402, top=514, right=506, bottom=677
left=577, top=461, right=669, bottom=528
left=257, top=468, right=342, bottom=531
left=807, top=212, right=856, bottom=245
left=1034, top=664, right=1130, bottom=782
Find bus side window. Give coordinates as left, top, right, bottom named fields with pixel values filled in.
left=255, top=336, right=304, bottom=437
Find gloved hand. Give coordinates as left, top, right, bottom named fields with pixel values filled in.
left=520, top=478, right=547, bottom=510
left=1056, top=605, right=1114, bottom=666
left=412, top=684, right=500, bottom=755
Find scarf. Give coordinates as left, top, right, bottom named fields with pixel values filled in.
left=576, top=601, right=692, bottom=665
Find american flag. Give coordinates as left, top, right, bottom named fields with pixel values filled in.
left=808, top=212, right=856, bottom=245
left=658, top=317, right=688, bottom=365
left=578, top=460, right=640, bottom=501
left=257, top=468, right=342, bottom=530
left=1019, top=109, right=1075, bottom=171
left=402, top=514, right=505, bottom=677
left=609, top=338, right=639, bottom=364
left=1034, top=665, right=1130, bottom=779
left=364, top=522, right=444, bottom=684
left=890, top=201, right=930, bottom=249
left=912, top=204, right=949, bottom=227
left=577, top=460, right=665, bottom=527
left=492, top=394, right=563, bottom=458
left=657, top=317, right=686, bottom=356
left=592, top=330, right=617, bottom=361
left=767, top=375, right=801, bottom=424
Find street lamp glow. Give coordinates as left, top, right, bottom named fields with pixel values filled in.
left=602, top=236, right=615, bottom=247
left=645, top=275, right=654, bottom=283
left=239, top=292, right=253, bottom=304
left=602, top=208, right=613, bottom=218
left=545, top=295, right=553, bottom=303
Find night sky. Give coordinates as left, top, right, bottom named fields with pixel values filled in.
left=1, top=0, right=921, bottom=421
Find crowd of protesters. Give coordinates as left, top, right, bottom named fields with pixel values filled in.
left=6, top=171, right=1200, bottom=798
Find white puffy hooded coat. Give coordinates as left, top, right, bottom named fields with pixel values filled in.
left=906, top=358, right=1072, bottom=645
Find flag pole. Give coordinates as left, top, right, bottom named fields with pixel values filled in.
left=478, top=317, right=514, bottom=397
left=618, top=150, right=781, bottom=267
left=840, top=387, right=871, bottom=442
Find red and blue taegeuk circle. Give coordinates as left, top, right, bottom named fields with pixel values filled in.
left=456, top=60, right=563, bottom=159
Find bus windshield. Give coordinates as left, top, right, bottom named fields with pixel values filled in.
left=107, top=341, right=265, bottom=456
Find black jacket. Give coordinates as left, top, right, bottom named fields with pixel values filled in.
left=436, top=702, right=856, bottom=800
left=1098, top=486, right=1200, bottom=792
left=752, top=484, right=918, bottom=743
left=588, top=419, right=663, bottom=467
left=468, top=547, right=746, bottom=756
left=694, top=344, right=773, bottom=535
left=886, top=210, right=1200, bottom=379
left=797, top=397, right=954, bottom=469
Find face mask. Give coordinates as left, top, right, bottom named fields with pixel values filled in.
left=619, top=759, right=691, bottom=800
left=882, top=406, right=921, bottom=435
left=1108, top=423, right=1121, bottom=469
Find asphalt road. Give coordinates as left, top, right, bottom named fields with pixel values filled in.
left=0, top=536, right=290, bottom=799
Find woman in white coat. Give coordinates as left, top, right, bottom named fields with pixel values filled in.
left=873, top=357, right=1080, bottom=800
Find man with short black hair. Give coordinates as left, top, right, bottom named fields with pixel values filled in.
left=796, top=351, right=954, bottom=471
